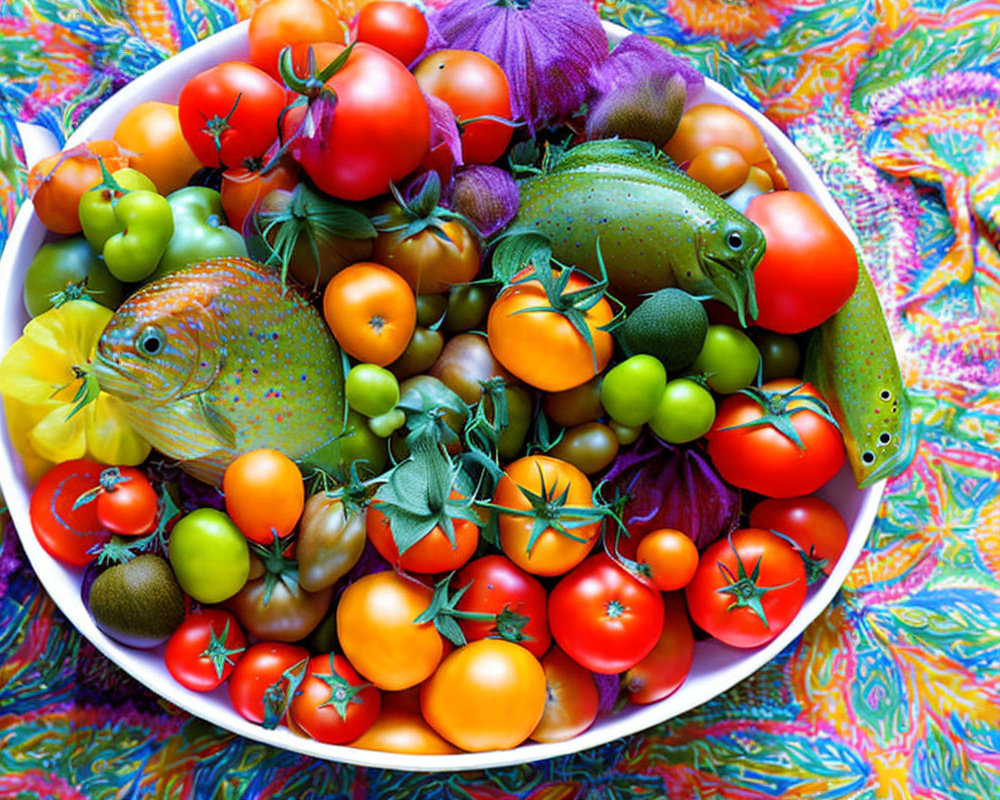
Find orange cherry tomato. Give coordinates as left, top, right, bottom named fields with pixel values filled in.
left=248, top=0, right=348, bottom=81
left=635, top=528, right=700, bottom=591
left=28, top=140, right=130, bottom=234
left=113, top=101, right=202, bottom=195
left=529, top=645, right=600, bottom=743
left=336, top=571, right=444, bottom=691
left=323, top=262, right=417, bottom=366
left=220, top=157, right=301, bottom=236
left=348, top=707, right=459, bottom=754
left=487, top=267, right=613, bottom=392
left=494, top=455, right=600, bottom=577
left=420, top=639, right=547, bottom=752
left=686, top=144, right=750, bottom=196
left=664, top=103, right=770, bottom=166
left=223, top=448, right=305, bottom=544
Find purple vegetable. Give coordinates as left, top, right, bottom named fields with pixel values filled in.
left=429, top=0, right=609, bottom=134
left=602, top=435, right=740, bottom=551
left=422, top=90, right=464, bottom=182
left=592, top=670, right=621, bottom=714
left=443, top=164, right=520, bottom=237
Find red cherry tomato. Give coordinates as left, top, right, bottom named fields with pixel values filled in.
left=95, top=467, right=158, bottom=536
left=290, top=653, right=381, bottom=744
left=165, top=609, right=247, bottom=692
left=227, top=642, right=309, bottom=725
left=353, top=1, right=429, bottom=66
left=749, top=494, right=849, bottom=583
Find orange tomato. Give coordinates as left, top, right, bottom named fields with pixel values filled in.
left=28, top=140, right=129, bottom=234
left=220, top=157, right=301, bottom=235
left=248, top=0, right=349, bottom=81
left=494, top=455, right=600, bottom=577
left=686, top=144, right=750, bottom=195
left=635, top=528, right=700, bottom=591
left=336, top=571, right=444, bottom=690
left=223, top=448, right=305, bottom=544
left=366, top=494, right=479, bottom=573
left=420, top=639, right=547, bottom=752
left=530, top=645, right=600, bottom=743
left=323, top=262, right=417, bottom=366
left=113, top=101, right=202, bottom=195
left=348, top=707, right=459, bottom=754
left=487, top=267, right=613, bottom=392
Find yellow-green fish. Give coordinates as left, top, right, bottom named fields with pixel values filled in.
left=804, top=257, right=916, bottom=488
left=93, top=257, right=345, bottom=486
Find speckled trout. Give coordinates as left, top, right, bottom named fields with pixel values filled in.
left=93, top=257, right=345, bottom=486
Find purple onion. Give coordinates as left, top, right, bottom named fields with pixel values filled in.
left=443, top=164, right=520, bottom=237
left=603, top=435, right=741, bottom=551
left=592, top=670, right=622, bottom=714
left=585, top=34, right=703, bottom=148
left=429, top=0, right=609, bottom=134
left=422, top=90, right=464, bottom=182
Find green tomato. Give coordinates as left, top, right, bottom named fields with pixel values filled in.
left=648, top=378, right=716, bottom=444
left=167, top=508, right=250, bottom=604
left=756, top=331, right=801, bottom=381
left=609, top=420, right=642, bottom=446
left=442, top=285, right=490, bottom=334
left=23, top=236, right=123, bottom=317
left=690, top=324, right=760, bottom=394
left=78, top=167, right=157, bottom=251
left=388, top=327, right=445, bottom=380
left=549, top=421, right=620, bottom=475
left=600, top=354, right=667, bottom=427
left=369, top=408, right=407, bottom=438
left=153, top=186, right=248, bottom=279
left=416, top=293, right=448, bottom=327
left=102, top=190, right=174, bottom=282
left=326, top=409, right=390, bottom=478
left=346, top=363, right=401, bottom=417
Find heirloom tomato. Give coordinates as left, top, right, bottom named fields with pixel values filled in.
left=529, top=645, right=600, bottom=743
left=168, top=508, right=250, bottom=605
left=706, top=378, right=846, bottom=498
left=494, top=455, right=601, bottom=577
left=29, top=459, right=108, bottom=566
left=686, top=528, right=806, bottom=648
left=220, top=158, right=300, bottom=237
left=548, top=554, right=665, bottom=674
left=165, top=609, right=247, bottom=692
left=420, top=640, right=547, bottom=752
left=290, top=654, right=381, bottom=744
left=283, top=42, right=431, bottom=201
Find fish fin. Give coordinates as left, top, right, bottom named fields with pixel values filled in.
left=197, top=394, right=239, bottom=450
left=118, top=399, right=228, bottom=461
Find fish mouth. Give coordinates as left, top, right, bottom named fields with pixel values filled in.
left=92, top=348, right=145, bottom=401
left=701, top=250, right=759, bottom=326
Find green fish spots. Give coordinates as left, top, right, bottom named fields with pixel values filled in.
left=805, top=258, right=916, bottom=487
left=515, top=139, right=766, bottom=322
left=93, top=257, right=345, bottom=486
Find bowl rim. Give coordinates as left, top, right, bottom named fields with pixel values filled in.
left=0, top=19, right=884, bottom=772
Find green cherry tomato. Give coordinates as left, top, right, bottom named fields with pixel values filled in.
left=168, top=508, right=250, bottom=604
left=101, top=190, right=174, bottom=282
left=756, top=331, right=801, bottom=381
left=388, top=327, right=445, bottom=380
left=78, top=167, right=158, bottom=251
left=600, top=355, right=668, bottom=427
left=369, top=408, right=407, bottom=438
left=609, top=420, right=643, bottom=445
left=23, top=236, right=123, bottom=317
left=690, top=324, right=761, bottom=394
left=498, top=384, right=533, bottom=461
left=153, top=186, right=247, bottom=278
left=442, top=285, right=490, bottom=334
left=416, top=293, right=448, bottom=327
left=346, top=363, right=401, bottom=418
left=648, top=378, right=716, bottom=444
left=549, top=421, right=620, bottom=475
left=325, top=410, right=390, bottom=478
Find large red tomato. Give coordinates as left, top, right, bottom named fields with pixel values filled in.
left=685, top=528, right=806, bottom=649
left=548, top=554, right=665, bottom=674
left=227, top=642, right=309, bottom=726
left=283, top=42, right=430, bottom=201
left=30, top=459, right=109, bottom=566
left=706, top=378, right=846, bottom=498
left=745, top=190, right=858, bottom=334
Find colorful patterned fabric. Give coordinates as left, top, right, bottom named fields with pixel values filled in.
left=2, top=1, right=999, bottom=797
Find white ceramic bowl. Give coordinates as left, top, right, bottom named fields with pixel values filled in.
left=0, top=20, right=883, bottom=771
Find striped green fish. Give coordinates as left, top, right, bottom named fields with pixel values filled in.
left=93, top=257, right=345, bottom=486
left=804, top=257, right=916, bottom=488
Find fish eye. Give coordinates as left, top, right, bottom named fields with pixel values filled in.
left=861, top=450, right=876, bottom=465
left=727, top=230, right=743, bottom=250
left=880, top=390, right=892, bottom=401
left=137, top=326, right=165, bottom=357
left=879, top=432, right=892, bottom=446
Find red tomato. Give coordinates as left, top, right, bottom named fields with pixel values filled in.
left=228, top=642, right=309, bottom=725
left=283, top=42, right=430, bottom=201
left=178, top=61, right=286, bottom=169
left=353, top=1, right=428, bottom=66
left=749, top=495, right=849, bottom=583
left=290, top=653, right=381, bottom=744
left=745, top=190, right=858, bottom=334
left=685, top=528, right=806, bottom=649
left=249, top=0, right=347, bottom=80
left=529, top=645, right=599, bottom=743
left=622, top=594, right=694, bottom=704
left=164, top=609, right=247, bottom=692
left=635, top=529, right=699, bottom=592
left=706, top=378, right=846, bottom=498
left=548, top=554, right=665, bottom=674
left=95, top=467, right=158, bottom=536
left=453, top=555, right=551, bottom=658
left=30, top=459, right=109, bottom=566
left=366, top=494, right=479, bottom=574
left=220, top=157, right=301, bottom=236
left=413, top=49, right=513, bottom=165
